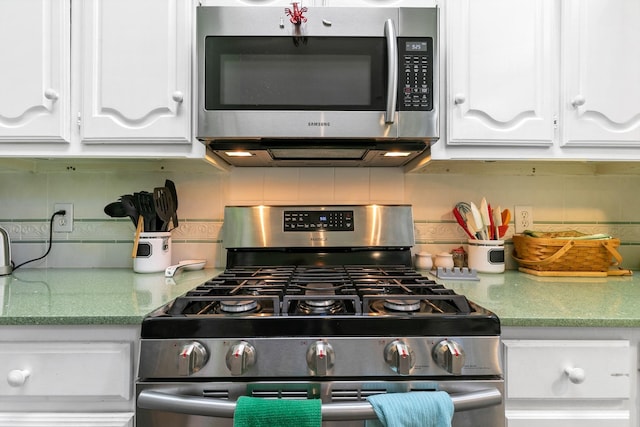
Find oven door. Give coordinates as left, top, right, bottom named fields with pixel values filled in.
left=136, top=379, right=504, bottom=427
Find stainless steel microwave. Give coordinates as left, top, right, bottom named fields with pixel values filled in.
left=196, top=6, right=439, bottom=167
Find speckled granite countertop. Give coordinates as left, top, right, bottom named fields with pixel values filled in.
left=437, top=270, right=640, bottom=328
left=1, top=269, right=638, bottom=327
left=0, top=268, right=222, bottom=325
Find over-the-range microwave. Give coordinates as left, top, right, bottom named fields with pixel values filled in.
left=196, top=5, right=439, bottom=167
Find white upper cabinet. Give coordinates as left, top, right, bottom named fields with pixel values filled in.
left=0, top=0, right=70, bottom=143
left=78, top=0, right=192, bottom=145
left=561, top=0, right=640, bottom=148
left=445, top=0, right=556, bottom=147
left=0, top=0, right=203, bottom=159
left=434, top=0, right=640, bottom=161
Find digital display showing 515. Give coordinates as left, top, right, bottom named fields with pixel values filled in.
left=405, top=41, right=427, bottom=52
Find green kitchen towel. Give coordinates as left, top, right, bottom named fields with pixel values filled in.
left=233, top=396, right=322, bottom=427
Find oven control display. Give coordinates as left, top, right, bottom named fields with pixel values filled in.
left=284, top=210, right=354, bottom=231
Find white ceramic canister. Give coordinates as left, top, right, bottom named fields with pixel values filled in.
left=434, top=252, right=454, bottom=270
left=133, top=232, right=172, bottom=273
left=467, top=239, right=505, bottom=273
left=414, top=252, right=433, bottom=270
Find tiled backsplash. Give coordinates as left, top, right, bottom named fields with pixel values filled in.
left=2, top=160, right=640, bottom=270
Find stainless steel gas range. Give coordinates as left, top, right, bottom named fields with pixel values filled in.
left=136, top=205, right=504, bottom=426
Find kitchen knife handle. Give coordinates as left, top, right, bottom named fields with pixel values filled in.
left=384, top=18, right=398, bottom=124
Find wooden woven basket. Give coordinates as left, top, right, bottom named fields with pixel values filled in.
left=512, top=232, right=622, bottom=274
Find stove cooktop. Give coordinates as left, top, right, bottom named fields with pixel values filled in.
left=141, top=265, right=500, bottom=339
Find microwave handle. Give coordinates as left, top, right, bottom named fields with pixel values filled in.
left=384, top=18, right=398, bottom=124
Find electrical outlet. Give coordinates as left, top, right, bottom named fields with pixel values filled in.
left=514, top=205, right=533, bottom=234
left=53, top=203, right=74, bottom=233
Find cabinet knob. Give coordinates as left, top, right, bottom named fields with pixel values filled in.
left=564, top=366, right=586, bottom=384
left=454, top=94, right=466, bottom=105
left=172, top=91, right=184, bottom=103
left=571, top=95, right=586, bottom=108
left=44, top=88, right=59, bottom=101
left=7, top=369, right=30, bottom=387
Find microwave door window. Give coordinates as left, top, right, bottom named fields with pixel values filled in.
left=204, top=37, right=386, bottom=111
left=221, top=54, right=371, bottom=107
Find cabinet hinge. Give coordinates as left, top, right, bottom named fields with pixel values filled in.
left=553, top=115, right=558, bottom=129
left=76, top=112, right=81, bottom=128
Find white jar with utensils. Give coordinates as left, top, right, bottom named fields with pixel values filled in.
left=467, top=239, right=504, bottom=273
left=134, top=232, right=172, bottom=273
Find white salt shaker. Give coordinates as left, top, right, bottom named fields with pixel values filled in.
left=434, top=252, right=454, bottom=270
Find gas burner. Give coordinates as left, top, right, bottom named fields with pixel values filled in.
left=220, top=299, right=259, bottom=313
left=295, top=282, right=345, bottom=315
left=296, top=299, right=346, bottom=315
left=299, top=281, right=343, bottom=293
left=383, top=298, right=421, bottom=312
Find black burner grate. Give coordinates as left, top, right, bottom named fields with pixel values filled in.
left=167, top=265, right=475, bottom=316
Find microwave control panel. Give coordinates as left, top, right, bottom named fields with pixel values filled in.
left=283, top=210, right=354, bottom=232
left=399, top=38, right=433, bottom=112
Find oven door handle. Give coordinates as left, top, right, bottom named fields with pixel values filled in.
left=384, top=18, right=398, bottom=124
left=137, top=387, right=502, bottom=421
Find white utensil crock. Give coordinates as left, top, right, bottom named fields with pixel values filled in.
left=133, top=232, right=171, bottom=273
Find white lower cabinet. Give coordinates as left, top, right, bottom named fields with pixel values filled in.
left=507, top=413, right=630, bottom=427
left=0, top=325, right=138, bottom=426
left=0, top=413, right=133, bottom=427
left=503, top=331, right=636, bottom=427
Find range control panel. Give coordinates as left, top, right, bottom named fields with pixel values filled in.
left=284, top=210, right=354, bottom=232
left=398, top=38, right=433, bottom=111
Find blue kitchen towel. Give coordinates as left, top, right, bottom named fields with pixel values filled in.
left=366, top=391, right=454, bottom=427
left=233, top=396, right=321, bottom=427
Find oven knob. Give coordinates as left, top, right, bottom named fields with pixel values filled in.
left=306, top=341, right=335, bottom=376
left=384, top=340, right=414, bottom=375
left=432, top=339, right=465, bottom=375
left=225, top=341, right=256, bottom=376
left=178, top=341, right=209, bottom=376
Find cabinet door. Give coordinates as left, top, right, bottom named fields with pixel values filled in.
left=0, top=0, right=70, bottom=143
left=503, top=340, right=630, bottom=400
left=507, top=414, right=629, bottom=427
left=78, top=0, right=191, bottom=144
left=0, top=341, right=132, bottom=400
left=0, top=413, right=133, bottom=427
left=447, top=0, right=555, bottom=146
left=561, top=0, right=640, bottom=147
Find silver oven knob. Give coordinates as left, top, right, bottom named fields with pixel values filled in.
left=178, top=341, right=209, bottom=376
left=306, top=340, right=335, bottom=376
left=432, top=339, right=465, bottom=375
left=225, top=341, right=256, bottom=376
left=384, top=340, right=414, bottom=375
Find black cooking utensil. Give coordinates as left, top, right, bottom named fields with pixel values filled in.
left=136, top=192, right=157, bottom=232
left=104, top=201, right=128, bottom=218
left=119, top=195, right=139, bottom=227
left=153, top=187, right=175, bottom=232
left=164, top=179, right=179, bottom=229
